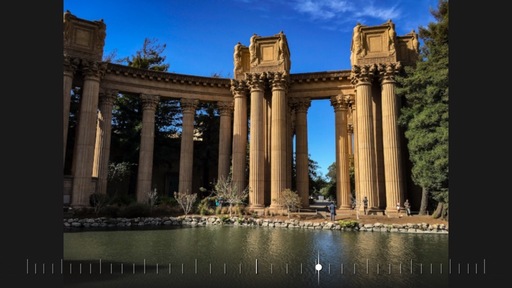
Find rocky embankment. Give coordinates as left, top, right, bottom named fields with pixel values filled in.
left=64, top=215, right=448, bottom=234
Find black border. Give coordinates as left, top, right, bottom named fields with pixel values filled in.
left=2, top=1, right=63, bottom=287
left=3, top=0, right=508, bottom=286
left=449, top=0, right=507, bottom=285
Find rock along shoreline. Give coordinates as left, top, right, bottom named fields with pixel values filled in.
left=64, top=215, right=448, bottom=234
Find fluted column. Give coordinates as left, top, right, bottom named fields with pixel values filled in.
left=93, top=89, right=117, bottom=195
left=286, top=103, right=294, bottom=190
left=264, top=92, right=272, bottom=205
left=269, top=72, right=288, bottom=208
left=378, top=62, right=404, bottom=213
left=178, top=98, right=198, bottom=194
left=351, top=64, right=378, bottom=209
left=330, top=95, right=351, bottom=209
left=372, top=83, right=385, bottom=209
left=218, top=101, right=234, bottom=181
left=135, top=94, right=159, bottom=202
left=348, top=96, right=362, bottom=211
left=70, top=60, right=105, bottom=207
left=230, top=80, right=248, bottom=193
left=63, top=56, right=79, bottom=165
left=246, top=73, right=266, bottom=208
left=294, top=98, right=311, bottom=208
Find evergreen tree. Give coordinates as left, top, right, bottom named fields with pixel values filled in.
left=109, top=38, right=180, bottom=197
left=396, top=0, right=448, bottom=219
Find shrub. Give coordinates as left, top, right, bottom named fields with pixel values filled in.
left=98, top=205, right=120, bottom=218
left=338, top=220, right=359, bottom=229
left=109, top=194, right=135, bottom=207
left=119, top=203, right=151, bottom=218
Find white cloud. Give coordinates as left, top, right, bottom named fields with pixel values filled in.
left=291, top=0, right=401, bottom=23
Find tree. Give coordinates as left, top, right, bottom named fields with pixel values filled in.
left=108, top=38, right=181, bottom=197
left=173, top=191, right=197, bottom=215
left=396, top=0, right=449, bottom=219
left=119, top=38, right=170, bottom=71
left=212, top=175, right=248, bottom=217
left=275, top=189, right=302, bottom=218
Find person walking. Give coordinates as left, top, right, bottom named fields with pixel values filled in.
left=362, top=196, right=368, bottom=215
left=329, top=201, right=336, bottom=221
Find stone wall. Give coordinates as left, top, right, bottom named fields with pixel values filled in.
left=64, top=215, right=448, bottom=234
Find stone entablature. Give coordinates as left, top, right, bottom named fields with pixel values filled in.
left=105, top=63, right=232, bottom=87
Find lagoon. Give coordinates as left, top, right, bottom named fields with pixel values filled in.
left=63, top=225, right=448, bottom=288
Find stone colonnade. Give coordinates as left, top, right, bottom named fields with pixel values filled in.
left=349, top=62, right=405, bottom=213
left=64, top=58, right=404, bottom=216
left=63, top=14, right=410, bottom=215
left=64, top=61, right=236, bottom=207
left=63, top=61, right=405, bottom=214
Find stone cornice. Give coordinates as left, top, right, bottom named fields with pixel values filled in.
left=105, top=63, right=232, bottom=88
left=290, top=71, right=351, bottom=83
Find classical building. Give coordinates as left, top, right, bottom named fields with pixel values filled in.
left=63, top=12, right=420, bottom=215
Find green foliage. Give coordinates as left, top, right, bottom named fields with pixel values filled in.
left=118, top=203, right=151, bottom=218
left=197, top=196, right=217, bottom=215
left=156, top=195, right=177, bottom=207
left=396, top=0, right=448, bottom=217
left=108, top=38, right=180, bottom=196
left=338, top=220, right=359, bottom=229
left=109, top=194, right=136, bottom=207
left=98, top=205, right=120, bottom=218
left=119, top=38, right=170, bottom=71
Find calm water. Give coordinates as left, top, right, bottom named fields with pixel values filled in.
left=63, top=225, right=448, bottom=288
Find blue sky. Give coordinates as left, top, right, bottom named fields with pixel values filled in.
left=64, top=0, right=439, bottom=177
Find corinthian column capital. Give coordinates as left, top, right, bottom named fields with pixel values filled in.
left=99, top=89, right=118, bottom=107
left=230, top=79, right=248, bottom=98
left=140, top=94, right=160, bottom=110
left=81, top=60, right=107, bottom=79
left=268, top=71, right=289, bottom=92
left=350, top=64, right=376, bottom=86
left=378, top=62, right=402, bottom=84
left=218, top=101, right=234, bottom=116
left=180, top=98, right=199, bottom=113
left=245, top=72, right=266, bottom=92
left=64, top=55, right=80, bottom=75
left=292, top=97, right=311, bottom=113
left=330, top=94, right=349, bottom=112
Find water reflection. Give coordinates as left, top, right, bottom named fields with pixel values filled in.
left=64, top=226, right=448, bottom=288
